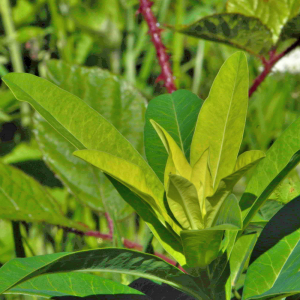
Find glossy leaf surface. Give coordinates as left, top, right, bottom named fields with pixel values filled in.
left=6, top=273, right=144, bottom=298
left=175, top=14, right=273, bottom=55
left=227, top=0, right=300, bottom=43
left=243, top=196, right=300, bottom=300
left=191, top=52, right=249, bottom=190
left=144, top=90, right=203, bottom=182
left=0, top=162, right=85, bottom=231
left=240, top=116, right=300, bottom=229
left=0, top=249, right=209, bottom=300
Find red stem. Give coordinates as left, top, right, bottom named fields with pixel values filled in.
left=61, top=226, right=186, bottom=273
left=249, top=38, right=300, bottom=97
left=138, top=0, right=177, bottom=93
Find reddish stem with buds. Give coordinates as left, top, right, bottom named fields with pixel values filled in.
left=249, top=38, right=300, bottom=97
left=138, top=0, right=177, bottom=93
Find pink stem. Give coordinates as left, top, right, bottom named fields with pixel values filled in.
left=249, top=38, right=300, bottom=97
left=105, top=212, right=114, bottom=236
left=61, top=226, right=186, bottom=273
left=138, top=0, right=177, bottom=93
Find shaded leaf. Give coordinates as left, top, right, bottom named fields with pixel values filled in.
left=175, top=13, right=273, bottom=55
left=280, top=13, right=300, bottom=41
left=191, top=52, right=249, bottom=190
left=6, top=273, right=145, bottom=298
left=144, top=90, right=203, bottom=182
left=0, top=162, right=85, bottom=231
left=243, top=196, right=300, bottom=300
left=227, top=0, right=300, bottom=43
left=0, top=249, right=210, bottom=300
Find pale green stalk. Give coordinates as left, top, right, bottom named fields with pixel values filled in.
left=192, top=41, right=205, bottom=94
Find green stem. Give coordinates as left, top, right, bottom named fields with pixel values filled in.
left=0, top=0, right=30, bottom=126
left=125, top=7, right=136, bottom=83
left=192, top=41, right=205, bottom=95
left=172, top=0, right=185, bottom=86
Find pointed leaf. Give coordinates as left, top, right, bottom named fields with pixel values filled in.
left=150, top=120, right=192, bottom=180
left=145, top=90, right=203, bottom=182
left=167, top=174, right=203, bottom=230
left=181, top=229, right=223, bottom=269
left=191, top=52, right=249, bottom=189
left=240, top=116, right=300, bottom=229
left=0, top=162, right=85, bottom=231
left=243, top=196, right=300, bottom=300
left=227, top=0, right=300, bottom=43
left=2, top=73, right=161, bottom=204
left=174, top=13, right=273, bottom=55
left=0, top=249, right=210, bottom=300
left=6, top=273, right=145, bottom=298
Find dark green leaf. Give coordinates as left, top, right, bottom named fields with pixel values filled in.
left=174, top=13, right=273, bottom=55
left=0, top=249, right=210, bottom=300
left=144, top=90, right=203, bottom=182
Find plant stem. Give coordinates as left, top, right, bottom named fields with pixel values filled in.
left=12, top=221, right=26, bottom=258
left=138, top=0, right=176, bottom=93
left=61, top=225, right=186, bottom=273
left=125, top=6, right=136, bottom=83
left=0, top=0, right=30, bottom=126
left=192, top=41, right=205, bottom=95
left=249, top=38, right=300, bottom=97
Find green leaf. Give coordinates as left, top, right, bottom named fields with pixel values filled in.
left=6, top=273, right=145, bottom=298
left=181, top=229, right=223, bottom=269
left=174, top=13, right=273, bottom=55
left=167, top=174, right=202, bottom=230
left=243, top=196, right=300, bottom=300
left=107, top=176, right=186, bottom=268
left=230, top=234, right=257, bottom=287
left=227, top=0, right=300, bottom=43
left=280, top=13, right=300, bottom=41
left=0, top=249, right=209, bottom=300
left=144, top=90, right=203, bottom=182
left=191, top=51, right=249, bottom=190
left=0, top=161, right=85, bottom=231
left=150, top=120, right=191, bottom=179
left=240, top=116, right=300, bottom=229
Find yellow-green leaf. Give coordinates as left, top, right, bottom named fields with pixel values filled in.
left=190, top=52, right=249, bottom=190
left=167, top=174, right=203, bottom=230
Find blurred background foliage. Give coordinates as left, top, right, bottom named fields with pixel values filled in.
left=0, top=1, right=300, bottom=298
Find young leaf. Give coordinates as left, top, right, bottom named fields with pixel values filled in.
left=240, top=116, right=300, bottom=229
left=174, top=13, right=273, bottom=56
left=191, top=51, right=249, bottom=190
left=167, top=174, right=203, bottom=230
left=6, top=273, right=145, bottom=298
left=150, top=120, right=192, bottom=180
left=227, top=0, right=300, bottom=43
left=0, top=249, right=210, bottom=300
left=0, top=162, right=85, bottom=231
left=144, top=90, right=203, bottom=182
left=243, top=196, right=300, bottom=300
left=181, top=229, right=223, bottom=269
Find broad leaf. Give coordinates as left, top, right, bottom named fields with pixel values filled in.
left=0, top=162, right=85, bottom=231
left=280, top=13, right=300, bottom=41
left=227, top=0, right=300, bottom=43
left=240, top=116, right=300, bottom=229
left=191, top=51, right=249, bottom=190
left=181, top=229, right=223, bottom=269
left=175, top=13, right=273, bottom=56
left=230, top=234, right=257, bottom=287
left=0, top=249, right=210, bottom=300
left=243, top=196, right=300, bottom=300
left=34, top=114, right=132, bottom=218
left=6, top=273, right=145, bottom=298
left=144, top=90, right=203, bottom=182
left=167, top=174, right=202, bottom=230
